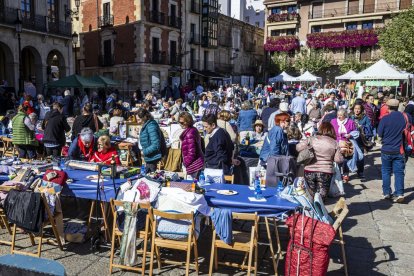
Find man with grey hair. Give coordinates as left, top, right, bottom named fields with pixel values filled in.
left=68, top=127, right=97, bottom=161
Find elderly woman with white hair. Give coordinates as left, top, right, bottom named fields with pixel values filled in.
left=68, top=127, right=97, bottom=161
left=331, top=108, right=357, bottom=183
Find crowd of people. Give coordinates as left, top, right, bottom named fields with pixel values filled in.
left=2, top=80, right=412, bottom=203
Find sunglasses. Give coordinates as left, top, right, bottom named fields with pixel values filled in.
left=179, top=121, right=185, bottom=125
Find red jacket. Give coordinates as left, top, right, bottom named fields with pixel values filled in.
left=89, top=147, right=121, bottom=165
left=180, top=127, right=204, bottom=174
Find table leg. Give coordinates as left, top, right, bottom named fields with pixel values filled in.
left=264, top=217, right=277, bottom=276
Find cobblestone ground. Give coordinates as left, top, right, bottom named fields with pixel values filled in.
left=0, top=146, right=413, bottom=275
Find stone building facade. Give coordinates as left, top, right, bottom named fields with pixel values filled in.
left=215, top=14, right=264, bottom=85
left=0, top=0, right=73, bottom=94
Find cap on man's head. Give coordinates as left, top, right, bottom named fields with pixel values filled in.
left=386, top=99, right=399, bottom=107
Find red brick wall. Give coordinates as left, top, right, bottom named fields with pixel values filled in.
left=114, top=24, right=136, bottom=64
left=82, top=0, right=101, bottom=32
left=83, top=31, right=100, bottom=67
left=113, top=0, right=136, bottom=25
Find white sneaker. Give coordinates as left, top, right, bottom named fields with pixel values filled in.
left=382, top=194, right=392, bottom=200
left=393, top=196, right=404, bottom=203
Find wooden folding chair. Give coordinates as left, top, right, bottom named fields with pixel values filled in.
left=149, top=208, right=199, bottom=276
left=209, top=212, right=259, bottom=276
left=117, top=142, right=135, bottom=167
left=1, top=137, right=16, bottom=157
left=109, top=200, right=152, bottom=275
left=10, top=193, right=64, bottom=257
left=330, top=197, right=349, bottom=276
left=0, top=185, right=20, bottom=246
left=224, top=175, right=234, bottom=184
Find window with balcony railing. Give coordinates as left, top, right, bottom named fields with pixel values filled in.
left=311, top=26, right=321, bottom=33
left=191, top=0, right=200, bottom=13
left=99, top=15, right=114, bottom=28
left=346, top=22, right=357, bottom=30
left=270, top=30, right=280, bottom=36
left=362, top=21, right=373, bottom=30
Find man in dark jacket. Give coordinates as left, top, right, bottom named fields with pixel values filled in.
left=62, top=90, right=74, bottom=117
left=378, top=99, right=411, bottom=203
left=71, top=103, right=103, bottom=140
left=43, top=102, right=71, bottom=157
left=261, top=98, right=280, bottom=131
left=202, top=114, right=234, bottom=175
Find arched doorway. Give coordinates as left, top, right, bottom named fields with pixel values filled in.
left=21, top=46, right=43, bottom=94
left=46, top=50, right=66, bottom=82
left=0, top=42, right=15, bottom=88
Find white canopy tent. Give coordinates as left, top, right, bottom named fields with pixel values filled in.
left=335, top=70, right=357, bottom=81
left=351, top=59, right=410, bottom=80
left=268, top=71, right=296, bottom=83
left=295, top=71, right=322, bottom=83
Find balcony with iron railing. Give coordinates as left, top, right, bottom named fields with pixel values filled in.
left=149, top=10, right=166, bottom=25
left=215, top=63, right=234, bottom=73
left=218, top=35, right=232, bottom=47
left=149, top=51, right=167, bottom=64
left=309, top=2, right=404, bottom=20
left=190, top=59, right=200, bottom=70
left=168, top=16, right=182, bottom=29
left=189, top=33, right=201, bottom=44
left=267, top=12, right=300, bottom=23
left=169, top=53, right=181, bottom=66
left=190, top=0, right=200, bottom=14
left=99, top=54, right=115, bottom=67
left=0, top=6, right=71, bottom=37
left=98, top=15, right=114, bottom=28
left=203, top=61, right=214, bottom=71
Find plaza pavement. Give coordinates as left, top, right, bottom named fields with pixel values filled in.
left=0, top=146, right=413, bottom=275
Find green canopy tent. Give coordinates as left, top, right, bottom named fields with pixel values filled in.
left=46, top=74, right=104, bottom=89
left=89, top=75, right=120, bottom=88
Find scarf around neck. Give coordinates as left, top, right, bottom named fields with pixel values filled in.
left=337, top=118, right=348, bottom=134
left=78, top=137, right=94, bottom=159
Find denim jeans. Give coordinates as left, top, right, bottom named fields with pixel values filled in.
left=381, top=153, right=405, bottom=196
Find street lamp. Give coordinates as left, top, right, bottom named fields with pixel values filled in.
left=15, top=17, right=23, bottom=94
left=72, top=32, right=79, bottom=75
left=65, top=0, right=81, bottom=21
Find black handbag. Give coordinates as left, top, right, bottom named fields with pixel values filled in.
left=4, top=190, right=45, bottom=234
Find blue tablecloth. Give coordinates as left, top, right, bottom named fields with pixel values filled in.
left=0, top=175, right=10, bottom=181
left=204, top=183, right=298, bottom=217
left=61, top=169, right=136, bottom=202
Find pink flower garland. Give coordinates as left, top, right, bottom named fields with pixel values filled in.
left=307, top=29, right=379, bottom=49
left=264, top=35, right=300, bottom=52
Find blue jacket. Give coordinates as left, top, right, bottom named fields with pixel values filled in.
left=378, top=111, right=409, bottom=154
left=237, top=109, right=257, bottom=131
left=259, top=126, right=288, bottom=162
left=140, top=119, right=163, bottom=162
left=351, top=115, right=373, bottom=141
